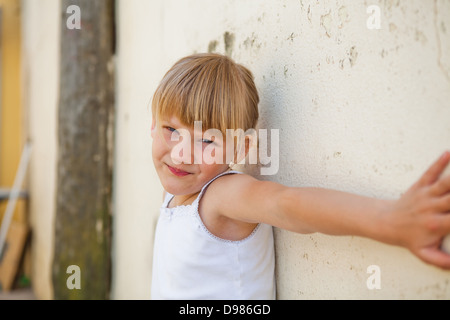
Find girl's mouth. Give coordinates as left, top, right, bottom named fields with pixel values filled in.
left=167, top=164, right=191, bottom=177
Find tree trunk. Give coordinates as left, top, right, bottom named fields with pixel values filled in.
left=53, top=0, right=115, bottom=300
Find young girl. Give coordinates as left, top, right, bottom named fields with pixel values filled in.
left=150, top=53, right=450, bottom=299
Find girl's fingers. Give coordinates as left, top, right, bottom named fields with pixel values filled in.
left=417, top=151, right=450, bottom=188
left=431, top=175, right=450, bottom=197
left=418, top=247, right=450, bottom=270
left=439, top=213, right=450, bottom=234
left=423, top=214, right=450, bottom=235
left=433, top=193, right=450, bottom=217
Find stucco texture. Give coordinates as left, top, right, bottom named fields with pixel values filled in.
left=112, top=0, right=450, bottom=299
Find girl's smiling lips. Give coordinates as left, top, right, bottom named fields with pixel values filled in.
left=166, top=164, right=191, bottom=177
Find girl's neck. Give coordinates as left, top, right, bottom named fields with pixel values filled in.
left=168, top=192, right=199, bottom=208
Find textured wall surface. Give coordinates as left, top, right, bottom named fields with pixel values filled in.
left=112, top=0, right=450, bottom=299
left=116, top=0, right=450, bottom=299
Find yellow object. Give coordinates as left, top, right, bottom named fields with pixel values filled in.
left=0, top=0, right=25, bottom=224
left=0, top=0, right=25, bottom=222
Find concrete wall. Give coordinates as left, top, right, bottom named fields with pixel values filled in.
left=23, top=0, right=450, bottom=299
left=114, top=0, right=450, bottom=299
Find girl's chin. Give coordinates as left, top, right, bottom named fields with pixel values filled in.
left=161, top=181, right=190, bottom=196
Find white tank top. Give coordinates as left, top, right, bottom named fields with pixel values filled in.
left=151, top=170, right=276, bottom=299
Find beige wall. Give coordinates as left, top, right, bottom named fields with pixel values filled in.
left=111, top=0, right=164, bottom=299
left=114, top=0, right=450, bottom=299
left=22, top=0, right=60, bottom=300
left=23, top=0, right=450, bottom=299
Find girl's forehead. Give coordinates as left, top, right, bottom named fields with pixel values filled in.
left=161, top=115, right=201, bottom=132
left=159, top=115, right=193, bottom=129
left=160, top=115, right=228, bottom=140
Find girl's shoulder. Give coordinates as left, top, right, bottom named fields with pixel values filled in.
left=204, top=171, right=256, bottom=196
left=199, top=172, right=260, bottom=215
left=199, top=172, right=261, bottom=240
left=201, top=170, right=286, bottom=226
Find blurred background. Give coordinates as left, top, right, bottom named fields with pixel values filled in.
left=0, top=0, right=449, bottom=299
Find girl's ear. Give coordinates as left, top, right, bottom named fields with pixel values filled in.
left=243, top=135, right=253, bottom=161
left=151, top=117, right=156, bottom=139
left=245, top=136, right=251, bottom=155
left=234, top=135, right=253, bottom=164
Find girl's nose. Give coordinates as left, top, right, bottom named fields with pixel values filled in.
left=169, top=133, right=194, bottom=165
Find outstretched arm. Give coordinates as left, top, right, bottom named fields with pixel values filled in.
left=216, top=151, right=450, bottom=269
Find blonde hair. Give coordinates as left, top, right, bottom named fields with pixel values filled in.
left=152, top=53, right=259, bottom=135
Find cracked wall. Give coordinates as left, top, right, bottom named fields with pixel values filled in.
left=113, top=0, right=450, bottom=299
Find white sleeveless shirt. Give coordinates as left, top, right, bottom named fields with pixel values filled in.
left=151, top=170, right=276, bottom=299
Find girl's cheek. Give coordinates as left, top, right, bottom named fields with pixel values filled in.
left=201, top=144, right=228, bottom=164
left=164, top=131, right=181, bottom=146
left=163, top=130, right=172, bottom=141
left=189, top=143, right=206, bottom=163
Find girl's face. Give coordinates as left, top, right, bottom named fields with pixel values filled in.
left=151, top=115, right=231, bottom=196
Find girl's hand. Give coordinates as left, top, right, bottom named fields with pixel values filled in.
left=388, top=151, right=450, bottom=269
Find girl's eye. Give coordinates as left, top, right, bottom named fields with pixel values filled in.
left=165, top=126, right=178, bottom=133
left=202, top=139, right=213, bottom=144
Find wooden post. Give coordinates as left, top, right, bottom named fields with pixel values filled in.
left=53, top=0, right=115, bottom=300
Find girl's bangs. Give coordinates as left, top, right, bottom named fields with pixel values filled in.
left=151, top=53, right=259, bottom=164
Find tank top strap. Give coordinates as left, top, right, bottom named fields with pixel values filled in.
left=162, top=191, right=174, bottom=209
left=193, top=170, right=243, bottom=208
